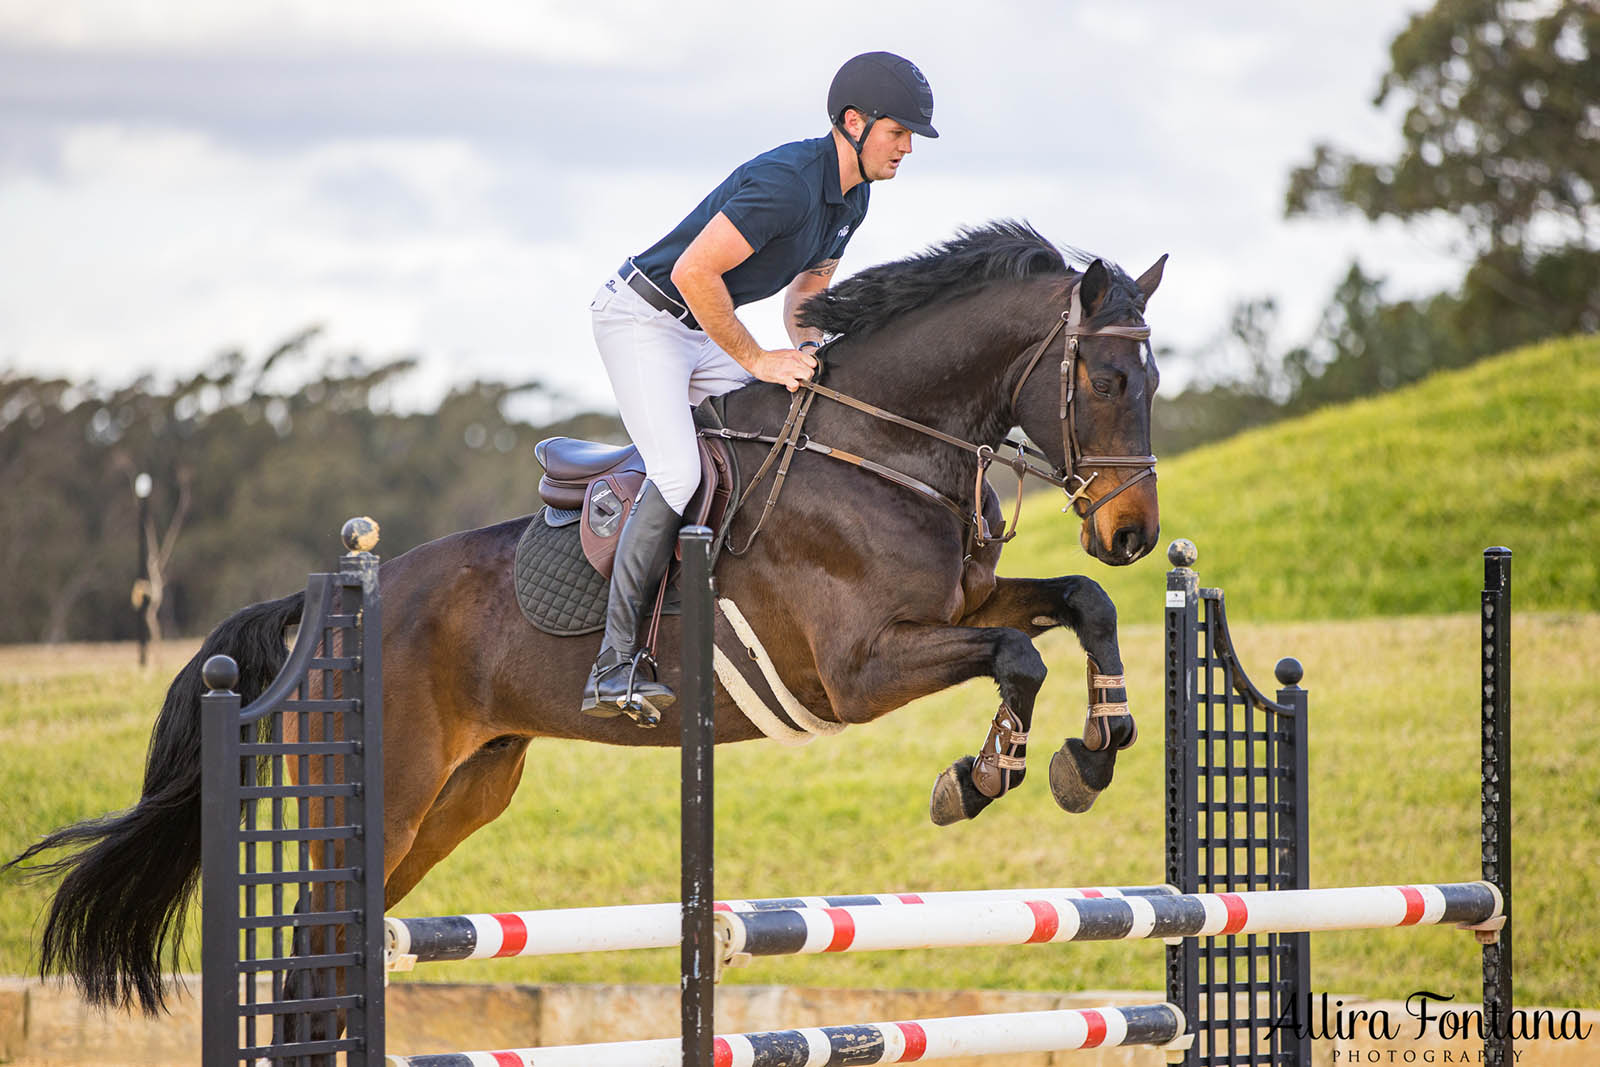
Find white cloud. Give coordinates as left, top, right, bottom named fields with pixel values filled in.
left=0, top=0, right=626, bottom=61
left=0, top=0, right=1463, bottom=413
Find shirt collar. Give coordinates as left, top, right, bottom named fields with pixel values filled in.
left=818, top=134, right=846, bottom=206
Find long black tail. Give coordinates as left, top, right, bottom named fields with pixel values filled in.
left=3, top=590, right=305, bottom=1014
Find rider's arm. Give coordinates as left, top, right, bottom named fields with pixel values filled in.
left=672, top=212, right=816, bottom=391
left=783, top=258, right=837, bottom=349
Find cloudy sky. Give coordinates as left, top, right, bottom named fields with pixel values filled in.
left=0, top=0, right=1467, bottom=415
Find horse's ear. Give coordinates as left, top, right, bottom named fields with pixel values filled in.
left=1080, top=259, right=1111, bottom=314
left=1135, top=254, right=1168, bottom=305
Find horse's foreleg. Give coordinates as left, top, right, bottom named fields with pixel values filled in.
left=959, top=575, right=1135, bottom=813
left=822, top=621, right=1047, bottom=827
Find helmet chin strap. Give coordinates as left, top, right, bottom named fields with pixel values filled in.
left=836, top=114, right=879, bottom=184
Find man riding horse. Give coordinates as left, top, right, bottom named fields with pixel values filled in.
left=7, top=50, right=1169, bottom=1015
left=583, top=51, right=938, bottom=719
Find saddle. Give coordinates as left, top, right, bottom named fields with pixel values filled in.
left=534, top=408, right=737, bottom=579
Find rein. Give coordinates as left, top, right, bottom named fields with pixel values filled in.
left=710, top=283, right=1156, bottom=556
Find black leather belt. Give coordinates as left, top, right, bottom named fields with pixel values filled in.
left=618, top=259, right=700, bottom=331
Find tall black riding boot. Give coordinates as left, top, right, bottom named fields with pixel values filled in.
left=581, top=481, right=681, bottom=724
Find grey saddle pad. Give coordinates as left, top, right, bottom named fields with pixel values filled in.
left=514, top=508, right=680, bottom=637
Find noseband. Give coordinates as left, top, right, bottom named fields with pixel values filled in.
left=1008, top=284, right=1157, bottom=524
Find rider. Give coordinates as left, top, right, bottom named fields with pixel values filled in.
left=582, top=51, right=938, bottom=720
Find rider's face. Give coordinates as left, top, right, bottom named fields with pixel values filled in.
left=858, top=118, right=914, bottom=181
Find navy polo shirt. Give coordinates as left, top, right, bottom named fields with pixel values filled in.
left=631, top=135, right=869, bottom=310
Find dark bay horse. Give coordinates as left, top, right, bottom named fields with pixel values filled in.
left=7, top=221, right=1166, bottom=1015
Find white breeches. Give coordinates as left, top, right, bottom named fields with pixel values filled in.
left=590, top=274, right=755, bottom=514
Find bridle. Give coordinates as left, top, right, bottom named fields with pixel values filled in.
left=1007, top=282, right=1157, bottom=526
left=706, top=280, right=1156, bottom=556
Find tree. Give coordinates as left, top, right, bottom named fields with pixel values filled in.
left=1280, top=264, right=1463, bottom=411
left=1288, top=0, right=1598, bottom=254
left=0, top=331, right=624, bottom=644
left=1150, top=2, right=1595, bottom=459
left=1286, top=0, right=1600, bottom=334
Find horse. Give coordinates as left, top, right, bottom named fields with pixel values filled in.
left=6, top=221, right=1165, bottom=1016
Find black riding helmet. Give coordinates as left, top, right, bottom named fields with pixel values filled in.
left=828, top=52, right=937, bottom=183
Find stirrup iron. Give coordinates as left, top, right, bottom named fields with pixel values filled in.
left=621, top=650, right=663, bottom=728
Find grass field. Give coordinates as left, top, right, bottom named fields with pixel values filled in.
left=3, top=604, right=1596, bottom=1009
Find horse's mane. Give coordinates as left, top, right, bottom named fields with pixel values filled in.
left=799, top=220, right=1146, bottom=338
left=798, top=220, right=1070, bottom=337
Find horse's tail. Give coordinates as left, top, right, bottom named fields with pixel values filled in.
left=3, top=590, right=305, bottom=1015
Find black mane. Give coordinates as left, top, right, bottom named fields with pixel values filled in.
left=798, top=220, right=1072, bottom=337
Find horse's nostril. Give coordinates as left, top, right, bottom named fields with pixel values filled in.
left=1113, top=526, right=1144, bottom=559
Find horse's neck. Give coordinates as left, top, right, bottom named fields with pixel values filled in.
left=820, top=285, right=1050, bottom=447
left=718, top=285, right=1048, bottom=510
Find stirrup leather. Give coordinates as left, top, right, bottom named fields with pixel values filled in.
left=971, top=702, right=1029, bottom=799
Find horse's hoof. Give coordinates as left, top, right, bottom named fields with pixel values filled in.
left=929, top=756, right=995, bottom=826
left=1049, top=740, right=1117, bottom=814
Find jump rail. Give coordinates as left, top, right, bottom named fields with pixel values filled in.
left=715, top=883, right=1503, bottom=962
left=386, top=885, right=1178, bottom=967
left=201, top=528, right=1513, bottom=1067
left=385, top=1004, right=1188, bottom=1067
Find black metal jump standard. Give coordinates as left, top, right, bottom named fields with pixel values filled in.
left=200, top=527, right=1512, bottom=1067
left=1158, top=539, right=1512, bottom=1067
left=200, top=520, right=386, bottom=1066
left=1162, top=536, right=1311, bottom=1067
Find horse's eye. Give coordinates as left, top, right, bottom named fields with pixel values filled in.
left=1091, top=377, right=1115, bottom=398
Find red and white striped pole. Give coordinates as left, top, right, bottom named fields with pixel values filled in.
left=386, top=885, right=1175, bottom=967
left=718, top=882, right=1503, bottom=961
left=384, top=1003, right=1186, bottom=1067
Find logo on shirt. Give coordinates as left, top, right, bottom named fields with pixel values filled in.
left=838, top=226, right=850, bottom=238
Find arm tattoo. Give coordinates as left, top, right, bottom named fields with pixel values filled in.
left=805, top=258, right=839, bottom=279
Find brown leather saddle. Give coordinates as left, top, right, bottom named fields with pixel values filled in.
left=534, top=433, right=736, bottom=579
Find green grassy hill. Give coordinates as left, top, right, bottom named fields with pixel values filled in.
left=1002, top=333, right=1599, bottom=622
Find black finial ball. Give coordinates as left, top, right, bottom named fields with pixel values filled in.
left=202, top=654, right=240, bottom=692
left=1275, top=657, right=1304, bottom=686
left=342, top=516, right=380, bottom=553
left=1167, top=539, right=1198, bottom=568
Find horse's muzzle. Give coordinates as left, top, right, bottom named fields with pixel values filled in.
left=1079, top=498, right=1159, bottom=566
left=1109, top=524, right=1157, bottom=564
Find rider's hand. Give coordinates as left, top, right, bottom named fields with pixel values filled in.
left=751, top=348, right=818, bottom=392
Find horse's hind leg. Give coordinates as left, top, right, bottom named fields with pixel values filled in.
left=275, top=679, right=483, bottom=1054
left=273, top=709, right=380, bottom=1060
left=274, top=733, right=530, bottom=1056
left=959, top=575, right=1135, bottom=813
left=383, top=735, right=534, bottom=907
